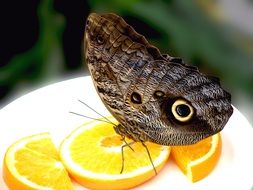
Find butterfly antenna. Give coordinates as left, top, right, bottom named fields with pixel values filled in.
left=78, top=100, right=117, bottom=126
left=69, top=111, right=115, bottom=125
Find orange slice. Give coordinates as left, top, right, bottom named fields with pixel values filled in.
left=171, top=133, right=221, bottom=182
left=3, top=133, right=74, bottom=190
left=60, top=118, right=170, bottom=190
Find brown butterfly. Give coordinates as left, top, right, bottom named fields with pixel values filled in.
left=84, top=13, right=233, bottom=148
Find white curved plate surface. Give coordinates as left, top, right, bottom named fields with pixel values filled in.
left=0, top=76, right=253, bottom=190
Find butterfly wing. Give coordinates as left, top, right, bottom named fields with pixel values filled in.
left=123, top=60, right=232, bottom=145
left=85, top=13, right=233, bottom=145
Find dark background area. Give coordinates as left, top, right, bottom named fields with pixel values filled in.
left=1, top=0, right=253, bottom=124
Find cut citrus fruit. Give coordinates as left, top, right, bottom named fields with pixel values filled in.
left=60, top=118, right=170, bottom=190
left=171, top=133, right=221, bottom=182
left=3, top=133, right=74, bottom=190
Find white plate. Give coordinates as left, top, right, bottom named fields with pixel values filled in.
left=0, top=76, right=253, bottom=190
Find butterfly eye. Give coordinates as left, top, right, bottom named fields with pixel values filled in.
left=131, top=92, right=142, bottom=104
left=97, top=35, right=104, bottom=44
left=171, top=99, right=194, bottom=122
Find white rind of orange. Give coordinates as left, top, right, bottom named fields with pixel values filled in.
left=186, top=133, right=221, bottom=182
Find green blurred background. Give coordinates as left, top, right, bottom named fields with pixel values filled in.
left=1, top=0, right=253, bottom=124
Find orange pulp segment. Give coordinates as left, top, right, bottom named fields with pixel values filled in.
left=3, top=133, right=74, bottom=190
left=60, top=118, right=171, bottom=190
left=171, top=133, right=221, bottom=182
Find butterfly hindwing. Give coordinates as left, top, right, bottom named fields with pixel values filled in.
left=85, top=13, right=233, bottom=145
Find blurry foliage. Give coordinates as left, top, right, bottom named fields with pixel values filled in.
left=0, top=0, right=65, bottom=99
left=1, top=0, right=253, bottom=106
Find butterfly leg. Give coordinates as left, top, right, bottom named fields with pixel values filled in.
left=141, top=142, right=157, bottom=175
left=120, top=141, right=136, bottom=174
left=120, top=136, right=135, bottom=152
